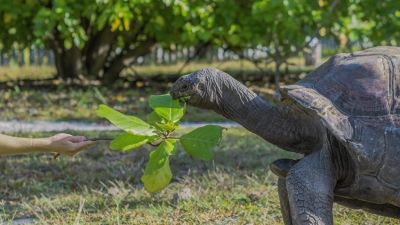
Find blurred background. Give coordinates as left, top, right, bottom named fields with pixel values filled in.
left=0, top=0, right=398, bottom=121
left=0, top=0, right=400, bottom=224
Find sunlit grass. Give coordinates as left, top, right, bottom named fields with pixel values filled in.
left=124, top=57, right=316, bottom=79
left=0, top=58, right=319, bottom=82
left=0, top=65, right=55, bottom=81
left=0, top=86, right=225, bottom=122
left=0, top=58, right=313, bottom=122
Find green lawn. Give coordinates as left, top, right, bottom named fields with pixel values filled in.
left=0, top=86, right=227, bottom=122
left=0, top=60, right=395, bottom=224
left=0, top=58, right=314, bottom=82
left=0, top=129, right=396, bottom=224
left=0, top=59, right=315, bottom=122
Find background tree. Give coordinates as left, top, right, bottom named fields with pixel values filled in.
left=341, top=0, right=400, bottom=47
left=0, top=0, right=215, bottom=82
left=239, top=0, right=347, bottom=93
left=0, top=0, right=367, bottom=85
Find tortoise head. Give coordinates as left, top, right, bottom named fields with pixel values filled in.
left=170, top=68, right=225, bottom=110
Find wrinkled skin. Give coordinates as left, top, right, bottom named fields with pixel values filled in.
left=171, top=59, right=400, bottom=224
left=171, top=68, right=323, bottom=154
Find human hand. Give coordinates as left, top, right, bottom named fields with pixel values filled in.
left=44, top=133, right=95, bottom=156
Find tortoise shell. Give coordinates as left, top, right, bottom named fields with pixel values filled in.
left=282, top=46, right=400, bottom=197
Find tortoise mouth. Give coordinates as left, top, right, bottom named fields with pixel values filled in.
left=176, top=96, right=192, bottom=106
left=170, top=91, right=191, bottom=103
left=178, top=95, right=191, bottom=102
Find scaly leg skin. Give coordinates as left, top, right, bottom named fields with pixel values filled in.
left=286, top=150, right=336, bottom=225
left=270, top=158, right=299, bottom=178
left=278, top=178, right=293, bottom=225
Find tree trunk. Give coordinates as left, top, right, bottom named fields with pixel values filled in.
left=47, top=32, right=82, bottom=80
left=64, top=46, right=83, bottom=78
left=17, top=49, right=25, bottom=66
left=85, top=28, right=117, bottom=78
left=37, top=48, right=44, bottom=65
left=52, top=46, right=83, bottom=80
left=304, top=38, right=321, bottom=66
left=47, top=29, right=154, bottom=82
left=29, top=48, right=35, bottom=65
left=50, top=41, right=154, bottom=82
left=102, top=41, right=155, bottom=83
left=0, top=50, right=4, bottom=65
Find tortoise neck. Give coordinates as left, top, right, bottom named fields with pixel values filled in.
left=209, top=77, right=319, bottom=153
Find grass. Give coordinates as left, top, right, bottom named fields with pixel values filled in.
left=0, top=58, right=316, bottom=122
left=0, top=58, right=396, bottom=224
left=0, top=128, right=397, bottom=224
left=0, top=86, right=226, bottom=122
left=0, top=60, right=303, bottom=122
left=127, top=57, right=313, bottom=78
left=0, top=65, right=55, bottom=82
left=0, top=58, right=315, bottom=82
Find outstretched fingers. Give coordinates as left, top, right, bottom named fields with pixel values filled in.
left=73, top=140, right=95, bottom=151
left=50, top=133, right=96, bottom=157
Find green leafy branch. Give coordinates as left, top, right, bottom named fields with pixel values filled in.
left=96, top=94, right=224, bottom=192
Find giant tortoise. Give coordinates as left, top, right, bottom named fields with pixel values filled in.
left=170, top=46, right=400, bottom=224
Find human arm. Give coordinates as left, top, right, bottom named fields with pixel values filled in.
left=0, top=133, right=94, bottom=156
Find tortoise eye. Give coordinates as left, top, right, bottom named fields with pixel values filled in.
left=181, top=84, right=188, bottom=90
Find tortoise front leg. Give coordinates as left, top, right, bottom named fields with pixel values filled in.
left=278, top=178, right=293, bottom=225
left=271, top=159, right=297, bottom=224
left=286, top=151, right=336, bottom=225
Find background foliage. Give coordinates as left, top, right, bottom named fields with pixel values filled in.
left=0, top=1, right=400, bottom=223
left=0, top=0, right=399, bottom=82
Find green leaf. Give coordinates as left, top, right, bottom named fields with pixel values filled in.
left=180, top=125, right=224, bottom=160
left=156, top=122, right=179, bottom=132
left=110, top=132, right=153, bottom=152
left=141, top=139, right=177, bottom=192
left=146, top=111, right=163, bottom=125
left=96, top=104, right=155, bottom=136
left=146, top=111, right=178, bottom=132
left=149, top=94, right=184, bottom=122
